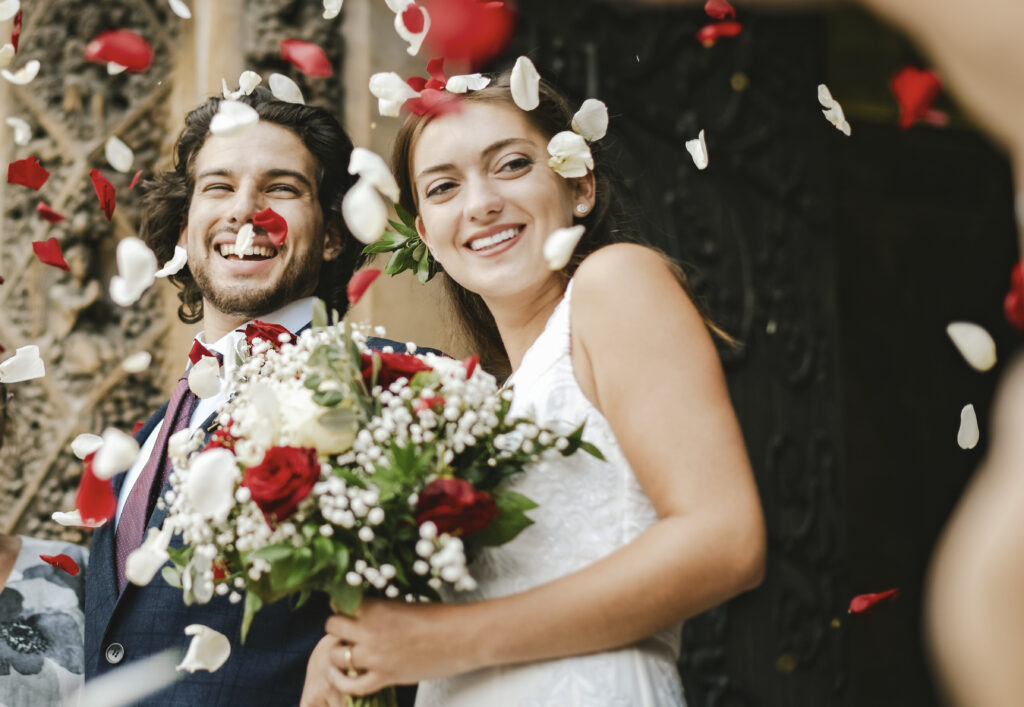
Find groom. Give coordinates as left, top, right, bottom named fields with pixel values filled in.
left=84, top=87, right=415, bottom=706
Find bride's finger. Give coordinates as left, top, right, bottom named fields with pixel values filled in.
left=330, top=669, right=384, bottom=697
left=324, top=614, right=358, bottom=639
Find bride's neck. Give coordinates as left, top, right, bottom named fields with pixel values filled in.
left=487, top=282, right=567, bottom=373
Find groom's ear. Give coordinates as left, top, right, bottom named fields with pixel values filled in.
left=322, top=221, right=344, bottom=262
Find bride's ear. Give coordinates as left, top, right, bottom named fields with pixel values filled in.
left=416, top=216, right=433, bottom=254
left=571, top=171, right=597, bottom=215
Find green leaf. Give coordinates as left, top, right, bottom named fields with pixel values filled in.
left=293, top=588, right=312, bottom=611
left=388, top=220, right=418, bottom=239
left=312, top=389, right=345, bottom=407
left=304, top=374, right=323, bottom=390
left=312, top=298, right=328, bottom=329
left=319, top=405, right=358, bottom=430
left=160, top=565, right=182, bottom=589
left=327, top=582, right=364, bottom=617
left=470, top=490, right=538, bottom=547
left=241, top=592, right=263, bottom=644
left=578, top=440, right=605, bottom=461
left=249, top=542, right=295, bottom=564
left=394, top=201, right=417, bottom=230
left=167, top=544, right=194, bottom=567
left=416, top=248, right=432, bottom=283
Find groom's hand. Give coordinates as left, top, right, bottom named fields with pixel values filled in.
left=300, top=633, right=351, bottom=707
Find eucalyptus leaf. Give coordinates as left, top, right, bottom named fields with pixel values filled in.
left=241, top=591, right=263, bottom=644
left=319, top=405, right=358, bottom=430
left=312, top=299, right=328, bottom=329
left=327, top=582, right=364, bottom=617
left=470, top=490, right=538, bottom=547
left=161, top=565, right=183, bottom=589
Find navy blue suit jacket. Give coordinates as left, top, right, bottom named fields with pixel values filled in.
left=84, top=336, right=432, bottom=705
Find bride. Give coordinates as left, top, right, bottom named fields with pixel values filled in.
left=301, top=73, right=765, bottom=706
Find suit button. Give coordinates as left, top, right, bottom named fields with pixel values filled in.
left=105, top=642, right=125, bottom=664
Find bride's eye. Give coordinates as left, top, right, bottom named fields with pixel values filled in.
left=500, top=157, right=533, bottom=174
left=425, top=180, right=456, bottom=198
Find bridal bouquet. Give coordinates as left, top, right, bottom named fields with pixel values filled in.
left=126, top=302, right=600, bottom=704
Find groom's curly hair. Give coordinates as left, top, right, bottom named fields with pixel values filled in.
left=139, top=87, right=361, bottom=324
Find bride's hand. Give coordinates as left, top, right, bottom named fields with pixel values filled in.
left=300, top=633, right=352, bottom=707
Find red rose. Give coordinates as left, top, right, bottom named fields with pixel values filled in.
left=361, top=351, right=433, bottom=389
left=415, top=478, right=497, bottom=536
left=243, top=320, right=292, bottom=350
left=241, top=446, right=320, bottom=524
left=205, top=426, right=239, bottom=452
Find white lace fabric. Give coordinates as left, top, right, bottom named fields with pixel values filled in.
left=416, top=281, right=686, bottom=706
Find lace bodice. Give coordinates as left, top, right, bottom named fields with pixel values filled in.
left=416, top=281, right=685, bottom=707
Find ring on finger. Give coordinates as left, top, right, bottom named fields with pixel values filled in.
left=343, top=644, right=358, bottom=678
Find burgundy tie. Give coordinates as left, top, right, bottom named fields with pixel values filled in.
left=114, top=372, right=199, bottom=591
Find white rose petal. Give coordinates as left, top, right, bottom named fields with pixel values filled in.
left=2, top=59, right=40, bottom=85
left=957, top=404, right=980, bottom=450
left=126, top=526, right=173, bottom=586
left=210, top=100, right=259, bottom=136
left=946, top=321, right=997, bottom=372
left=105, top=135, right=135, bottom=173
left=0, top=0, right=18, bottom=22
left=121, top=351, right=152, bottom=373
left=0, top=345, right=45, bottom=383
left=177, top=625, right=231, bottom=674
left=547, top=131, right=593, bottom=178
left=685, top=129, right=709, bottom=170
left=234, top=223, right=255, bottom=255
left=71, top=433, right=104, bottom=459
left=342, top=178, right=388, bottom=244
left=93, top=428, right=140, bottom=480
left=369, top=72, right=420, bottom=118
left=384, top=0, right=410, bottom=12
left=238, top=70, right=261, bottom=95
left=818, top=84, right=851, bottom=137
left=393, top=3, right=430, bottom=56
left=510, top=56, right=540, bottom=111
left=154, top=245, right=188, bottom=278
left=543, top=225, right=586, bottom=270
left=0, top=44, right=12, bottom=70
left=167, top=427, right=194, bottom=461
left=110, top=237, right=159, bottom=307
left=188, top=355, right=222, bottom=399
left=5, top=116, right=31, bottom=145
left=571, top=99, right=609, bottom=142
left=107, top=62, right=127, bottom=75
left=168, top=0, right=192, bottom=19
left=52, top=508, right=107, bottom=528
left=445, top=73, right=490, bottom=94
left=183, top=448, right=238, bottom=522
left=323, top=0, right=343, bottom=19
left=349, top=147, right=400, bottom=202
left=269, top=73, right=304, bottom=105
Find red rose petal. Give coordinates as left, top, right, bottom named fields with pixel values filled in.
left=346, top=268, right=381, bottom=306
left=406, top=88, right=461, bottom=117
left=83, top=29, right=154, bottom=73
left=848, top=588, right=900, bottom=614
left=697, top=20, right=743, bottom=48
left=76, top=452, right=116, bottom=526
left=11, top=10, right=22, bottom=53
left=32, top=238, right=70, bottom=272
left=90, top=168, right=116, bottom=220
left=0, top=275, right=4, bottom=284
left=422, top=0, right=516, bottom=69
left=243, top=320, right=292, bottom=350
left=426, top=57, right=447, bottom=84
left=890, top=67, right=942, bottom=130
left=414, top=395, right=446, bottom=412
left=704, top=0, right=736, bottom=19
left=40, top=553, right=80, bottom=576
left=7, top=156, right=49, bottom=191
left=188, top=340, right=215, bottom=365
left=1004, top=262, right=1024, bottom=331
left=280, top=39, right=332, bottom=78
left=132, top=421, right=145, bottom=436
left=402, top=4, right=426, bottom=34
left=253, top=207, right=288, bottom=247
left=463, top=354, right=478, bottom=379
left=407, top=76, right=428, bottom=92
left=36, top=201, right=65, bottom=223
left=128, top=170, right=142, bottom=189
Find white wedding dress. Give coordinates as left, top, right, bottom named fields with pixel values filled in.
left=416, top=282, right=686, bottom=707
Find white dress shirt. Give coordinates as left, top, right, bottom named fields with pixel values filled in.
left=114, top=297, right=316, bottom=527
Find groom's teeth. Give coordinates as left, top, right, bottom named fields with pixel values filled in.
left=218, top=243, right=275, bottom=257
left=469, top=228, right=519, bottom=251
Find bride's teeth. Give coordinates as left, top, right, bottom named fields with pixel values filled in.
left=469, top=228, right=518, bottom=251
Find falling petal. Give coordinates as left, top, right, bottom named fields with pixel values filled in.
left=0, top=44, right=12, bottom=70
left=571, top=99, right=609, bottom=142
left=74, top=649, right=179, bottom=707
left=126, top=526, right=172, bottom=586
left=848, top=588, right=899, bottom=614
left=183, top=448, right=238, bottom=521
left=129, top=170, right=143, bottom=189
left=957, top=404, right=979, bottom=450
left=685, top=129, right=709, bottom=170
left=890, top=67, right=942, bottom=130
left=0, top=0, right=18, bottom=23
left=32, top=238, right=69, bottom=271
left=394, top=3, right=431, bottom=56
left=697, top=20, right=743, bottom=48
left=280, top=39, right=332, bottom=78
left=444, top=73, right=490, bottom=94
left=92, top=428, right=140, bottom=480
left=8, top=155, right=49, bottom=190
left=76, top=453, right=116, bottom=525
left=40, top=553, right=80, bottom=576
left=369, top=71, right=420, bottom=117
left=10, top=9, right=20, bottom=52
left=421, top=0, right=515, bottom=68
left=238, top=70, right=261, bottom=95
left=1, top=58, right=38, bottom=84
left=107, top=62, right=127, bottom=75
left=463, top=354, right=478, bottom=379
left=543, top=225, right=586, bottom=270
left=36, top=201, right=65, bottom=223
left=253, top=207, right=287, bottom=246
left=105, top=135, right=135, bottom=173
left=347, top=268, right=382, bottom=306
left=817, top=84, right=852, bottom=137
left=323, top=0, right=343, bottom=20
left=188, top=355, right=221, bottom=399
left=121, top=351, right=152, bottom=373
left=269, top=73, right=304, bottom=104
left=177, top=625, right=231, bottom=673
left=405, top=87, right=461, bottom=117
left=342, top=178, right=388, bottom=244
left=188, top=340, right=214, bottom=365
left=83, top=30, right=154, bottom=72
left=110, top=236, right=159, bottom=307
left=234, top=223, right=255, bottom=254
left=946, top=321, right=997, bottom=372
left=5, top=116, right=31, bottom=145
left=71, top=433, right=104, bottom=459
left=1003, top=262, right=1024, bottom=331
left=154, top=245, right=187, bottom=278
left=90, top=168, right=116, bottom=220
left=209, top=100, right=259, bottom=136
left=349, top=147, right=400, bottom=202
left=704, top=0, right=736, bottom=19
left=0, top=345, right=45, bottom=383
left=547, top=131, right=593, bottom=178
left=168, top=0, right=192, bottom=19
left=52, top=508, right=106, bottom=529
left=510, top=56, right=540, bottom=111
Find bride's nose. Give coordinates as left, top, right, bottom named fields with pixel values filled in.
left=464, top=176, right=503, bottom=222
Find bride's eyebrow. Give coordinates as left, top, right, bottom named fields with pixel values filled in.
left=415, top=138, right=534, bottom=182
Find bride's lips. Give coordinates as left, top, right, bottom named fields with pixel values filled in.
left=464, top=224, right=524, bottom=257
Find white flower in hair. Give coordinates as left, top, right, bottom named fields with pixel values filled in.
left=511, top=56, right=540, bottom=111
left=571, top=99, right=608, bottom=142
left=547, top=131, right=593, bottom=178
left=222, top=71, right=262, bottom=100
left=323, top=0, right=343, bottom=19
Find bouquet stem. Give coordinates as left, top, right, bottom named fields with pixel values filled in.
left=346, top=688, right=398, bottom=707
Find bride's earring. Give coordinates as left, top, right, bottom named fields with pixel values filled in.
left=575, top=203, right=588, bottom=215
